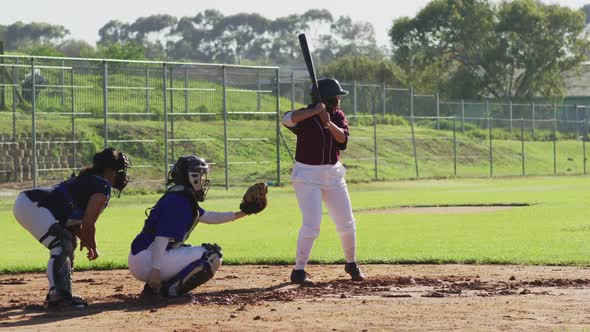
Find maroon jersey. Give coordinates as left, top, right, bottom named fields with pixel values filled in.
left=283, top=106, right=350, bottom=165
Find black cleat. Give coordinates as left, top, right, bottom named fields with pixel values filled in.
left=46, top=294, right=87, bottom=309
left=141, top=283, right=162, bottom=298
left=344, top=262, right=365, bottom=281
left=290, top=269, right=313, bottom=285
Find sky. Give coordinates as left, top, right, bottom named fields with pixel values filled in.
left=1, top=0, right=590, bottom=47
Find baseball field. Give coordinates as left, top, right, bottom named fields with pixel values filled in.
left=1, top=176, right=590, bottom=330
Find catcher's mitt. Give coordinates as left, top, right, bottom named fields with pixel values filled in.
left=240, top=182, right=268, bottom=214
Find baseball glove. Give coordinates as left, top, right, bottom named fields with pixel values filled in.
left=240, top=182, right=268, bottom=215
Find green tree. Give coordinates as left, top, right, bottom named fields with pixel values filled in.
left=319, top=56, right=403, bottom=115
left=0, top=22, right=69, bottom=51
left=319, top=55, right=402, bottom=85
left=98, top=20, right=130, bottom=45
left=26, top=44, right=64, bottom=57
left=96, top=41, right=145, bottom=60
left=57, top=39, right=95, bottom=57
left=389, top=0, right=589, bottom=100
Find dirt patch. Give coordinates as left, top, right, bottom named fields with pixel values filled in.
left=359, top=203, right=530, bottom=214
left=1, top=264, right=590, bottom=331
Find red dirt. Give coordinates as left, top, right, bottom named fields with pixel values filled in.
left=1, top=264, right=590, bottom=331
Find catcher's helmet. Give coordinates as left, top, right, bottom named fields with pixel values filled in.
left=169, top=155, right=211, bottom=201
left=92, top=147, right=132, bottom=195
left=310, top=78, right=349, bottom=100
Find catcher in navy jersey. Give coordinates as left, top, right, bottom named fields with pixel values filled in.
left=128, top=155, right=267, bottom=297
left=12, top=148, right=131, bottom=308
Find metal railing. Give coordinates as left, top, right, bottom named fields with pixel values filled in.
left=1, top=54, right=589, bottom=191
left=0, top=55, right=280, bottom=190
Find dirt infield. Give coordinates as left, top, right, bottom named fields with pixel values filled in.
left=1, top=264, right=590, bottom=331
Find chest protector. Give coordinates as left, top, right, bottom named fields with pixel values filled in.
left=141, top=185, right=201, bottom=236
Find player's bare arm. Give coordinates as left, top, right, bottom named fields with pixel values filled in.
left=79, top=193, right=107, bottom=261
left=318, top=110, right=346, bottom=143
left=288, top=102, right=326, bottom=124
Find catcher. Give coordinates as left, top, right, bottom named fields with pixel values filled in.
left=12, top=148, right=132, bottom=308
left=128, top=155, right=267, bottom=297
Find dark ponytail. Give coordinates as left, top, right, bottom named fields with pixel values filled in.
left=78, top=166, right=98, bottom=177
left=78, top=148, right=119, bottom=177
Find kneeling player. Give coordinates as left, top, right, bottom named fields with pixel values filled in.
left=128, top=155, right=265, bottom=297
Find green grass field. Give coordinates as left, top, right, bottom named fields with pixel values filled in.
left=1, top=175, right=589, bottom=273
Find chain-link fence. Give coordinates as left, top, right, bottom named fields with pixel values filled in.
left=1, top=55, right=589, bottom=192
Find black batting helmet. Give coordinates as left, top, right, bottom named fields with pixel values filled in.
left=310, top=78, right=349, bottom=100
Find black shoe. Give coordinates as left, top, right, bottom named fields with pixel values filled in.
left=46, top=294, right=87, bottom=309
left=344, top=262, right=365, bottom=281
left=290, top=269, right=313, bottom=285
left=141, top=283, right=162, bottom=298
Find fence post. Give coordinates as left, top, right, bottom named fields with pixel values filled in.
left=531, top=102, right=535, bottom=139
left=453, top=117, right=457, bottom=177
left=509, top=99, right=513, bottom=133
left=222, top=66, right=229, bottom=190
left=185, top=68, right=189, bottom=113
left=373, top=102, right=378, bottom=180
left=31, top=58, right=37, bottom=188
left=71, top=69, right=76, bottom=172
left=12, top=63, right=17, bottom=141
left=169, top=66, right=175, bottom=161
left=521, top=118, right=525, bottom=176
left=584, top=139, right=587, bottom=175
left=576, top=104, right=580, bottom=137
left=353, top=80, right=357, bottom=125
left=436, top=90, right=440, bottom=130
left=60, top=60, right=65, bottom=107
left=461, top=99, right=465, bottom=133
left=410, top=86, right=419, bottom=177
left=102, top=61, right=108, bottom=149
left=145, top=67, right=150, bottom=113
left=0, top=41, right=4, bottom=110
left=382, top=81, right=386, bottom=117
left=163, top=63, right=169, bottom=188
left=291, top=71, right=295, bottom=112
left=257, top=70, right=261, bottom=112
left=275, top=68, right=281, bottom=186
left=488, top=113, right=493, bottom=178
left=553, top=103, right=557, bottom=175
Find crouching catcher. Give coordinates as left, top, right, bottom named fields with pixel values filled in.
left=128, top=155, right=267, bottom=297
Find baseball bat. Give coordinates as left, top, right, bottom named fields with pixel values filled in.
left=298, top=33, right=322, bottom=102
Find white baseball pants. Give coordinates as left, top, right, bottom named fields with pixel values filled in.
left=291, top=161, right=357, bottom=270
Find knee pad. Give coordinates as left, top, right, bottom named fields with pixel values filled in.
left=162, top=243, right=223, bottom=297
left=46, top=223, right=74, bottom=256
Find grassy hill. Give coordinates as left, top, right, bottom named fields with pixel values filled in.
left=1, top=112, right=587, bottom=192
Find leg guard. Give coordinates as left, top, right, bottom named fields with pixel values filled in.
left=43, top=224, right=75, bottom=301
left=162, top=243, right=223, bottom=297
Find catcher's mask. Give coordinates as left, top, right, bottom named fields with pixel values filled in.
left=169, top=155, right=211, bottom=202
left=92, top=148, right=132, bottom=197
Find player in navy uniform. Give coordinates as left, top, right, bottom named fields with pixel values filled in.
left=12, top=148, right=131, bottom=308
left=281, top=78, right=364, bottom=284
left=129, top=155, right=249, bottom=297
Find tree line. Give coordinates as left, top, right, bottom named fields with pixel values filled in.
left=1, top=1, right=590, bottom=101
left=0, top=9, right=382, bottom=65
